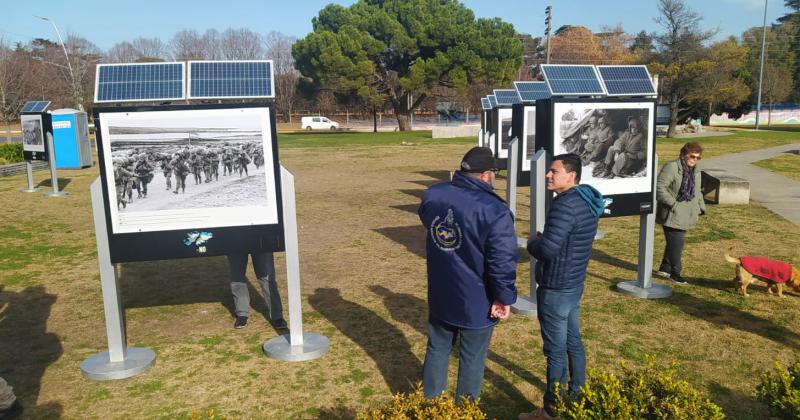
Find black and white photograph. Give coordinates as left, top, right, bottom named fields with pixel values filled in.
left=21, top=115, right=45, bottom=152
left=98, top=107, right=279, bottom=234
left=521, top=106, right=536, bottom=171
left=553, top=101, right=654, bottom=195
left=497, top=108, right=513, bottom=158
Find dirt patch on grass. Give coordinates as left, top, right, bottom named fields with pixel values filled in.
left=0, top=135, right=798, bottom=418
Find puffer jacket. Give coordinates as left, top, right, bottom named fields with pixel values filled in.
left=527, top=185, right=604, bottom=290
left=418, top=171, right=518, bottom=329
left=655, top=159, right=705, bottom=230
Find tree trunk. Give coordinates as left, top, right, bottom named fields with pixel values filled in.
left=373, top=107, right=378, bottom=133
left=667, top=95, right=680, bottom=138
left=396, top=114, right=410, bottom=131
left=4, top=122, right=11, bottom=144
left=768, top=102, right=773, bottom=127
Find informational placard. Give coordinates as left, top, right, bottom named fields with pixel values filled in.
left=511, top=104, right=536, bottom=186
left=94, top=103, right=284, bottom=262
left=535, top=98, right=656, bottom=217
left=21, top=113, right=51, bottom=161
left=496, top=107, right=513, bottom=159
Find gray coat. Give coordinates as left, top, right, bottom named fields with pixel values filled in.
left=656, top=159, right=706, bottom=230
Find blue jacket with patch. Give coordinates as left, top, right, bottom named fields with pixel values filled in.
left=418, top=171, right=518, bottom=329
left=527, top=184, right=603, bottom=290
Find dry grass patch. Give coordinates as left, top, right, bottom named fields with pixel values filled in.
left=753, top=152, right=800, bottom=181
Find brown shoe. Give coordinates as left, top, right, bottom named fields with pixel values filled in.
left=518, top=408, right=556, bottom=420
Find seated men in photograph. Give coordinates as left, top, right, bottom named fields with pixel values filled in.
left=585, top=115, right=614, bottom=165
left=603, top=117, right=646, bottom=178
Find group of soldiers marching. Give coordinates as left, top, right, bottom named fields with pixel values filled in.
left=111, top=141, right=264, bottom=210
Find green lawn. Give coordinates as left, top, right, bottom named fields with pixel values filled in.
left=753, top=153, right=800, bottom=181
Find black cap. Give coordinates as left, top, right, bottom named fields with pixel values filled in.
left=459, top=147, right=497, bottom=173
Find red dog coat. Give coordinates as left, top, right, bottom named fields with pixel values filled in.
left=740, top=257, right=793, bottom=284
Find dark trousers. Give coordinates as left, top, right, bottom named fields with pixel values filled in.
left=227, top=253, right=283, bottom=320
left=537, top=286, right=586, bottom=417
left=422, top=319, right=494, bottom=401
left=659, top=226, right=686, bottom=277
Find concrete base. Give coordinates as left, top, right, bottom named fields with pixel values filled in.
left=263, top=333, right=329, bottom=362
left=701, top=169, right=750, bottom=204
left=616, top=281, right=672, bottom=299
left=432, top=125, right=480, bottom=139
left=80, top=347, right=156, bottom=381
left=44, top=191, right=69, bottom=197
left=511, top=295, right=537, bottom=316
left=20, top=187, right=40, bottom=193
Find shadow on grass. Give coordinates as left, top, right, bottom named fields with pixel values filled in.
left=373, top=225, right=426, bottom=259
left=397, top=188, right=425, bottom=200
left=591, top=249, right=638, bottom=272
left=369, top=285, right=543, bottom=418
left=309, top=288, right=421, bottom=394
left=316, top=404, right=358, bottom=419
left=588, top=270, right=800, bottom=351
left=36, top=177, right=71, bottom=191
left=0, top=285, right=63, bottom=418
left=706, top=379, right=771, bottom=420
left=390, top=204, right=420, bottom=215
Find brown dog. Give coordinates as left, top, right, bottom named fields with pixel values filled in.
left=725, top=248, right=800, bottom=297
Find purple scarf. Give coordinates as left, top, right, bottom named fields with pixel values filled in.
left=677, top=158, right=694, bottom=202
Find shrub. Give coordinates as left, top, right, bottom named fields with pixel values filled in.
left=357, top=383, right=487, bottom=420
left=553, top=356, right=725, bottom=420
left=755, top=360, right=800, bottom=419
left=0, top=143, right=23, bottom=165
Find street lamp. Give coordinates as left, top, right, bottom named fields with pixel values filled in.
left=754, top=0, right=768, bottom=130
left=35, top=15, right=81, bottom=110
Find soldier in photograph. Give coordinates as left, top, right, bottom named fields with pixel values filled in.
left=577, top=115, right=598, bottom=164
left=192, top=149, right=205, bottom=185
left=134, top=154, right=154, bottom=198
left=160, top=154, right=173, bottom=191
left=113, top=158, right=133, bottom=209
left=603, top=117, right=646, bottom=178
left=222, top=144, right=234, bottom=176
left=236, top=146, right=251, bottom=177
left=172, top=151, right=191, bottom=194
left=123, top=156, right=137, bottom=202
left=209, top=148, right=220, bottom=181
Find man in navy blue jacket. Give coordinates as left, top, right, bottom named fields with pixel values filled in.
left=418, top=146, right=518, bottom=401
left=519, top=153, right=604, bottom=420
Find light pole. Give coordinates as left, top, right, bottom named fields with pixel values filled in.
left=36, top=15, right=81, bottom=110
left=755, top=0, right=768, bottom=130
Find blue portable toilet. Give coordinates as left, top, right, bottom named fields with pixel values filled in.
left=52, top=109, right=92, bottom=169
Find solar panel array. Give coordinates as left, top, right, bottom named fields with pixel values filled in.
left=541, top=65, right=606, bottom=96
left=597, top=65, right=656, bottom=96
left=188, top=60, right=274, bottom=99
left=21, top=101, right=51, bottom=113
left=514, top=81, right=550, bottom=102
left=487, top=95, right=498, bottom=108
left=95, top=63, right=185, bottom=103
left=493, top=89, right=521, bottom=106
left=481, top=97, right=491, bottom=110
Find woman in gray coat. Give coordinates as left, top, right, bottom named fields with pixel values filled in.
left=655, top=141, right=705, bottom=284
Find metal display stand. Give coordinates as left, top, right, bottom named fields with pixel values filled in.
left=512, top=149, right=547, bottom=316
left=81, top=179, right=155, bottom=380
left=616, top=155, right=672, bottom=299
left=263, top=165, right=330, bottom=361
left=506, top=138, right=527, bottom=248
left=20, top=161, right=40, bottom=193
left=43, top=133, right=67, bottom=197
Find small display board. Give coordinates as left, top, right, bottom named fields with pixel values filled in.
left=21, top=112, right=52, bottom=161
left=535, top=97, right=656, bottom=217
left=511, top=104, right=537, bottom=186
left=94, top=102, right=284, bottom=263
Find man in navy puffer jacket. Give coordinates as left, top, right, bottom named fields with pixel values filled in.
left=418, top=147, right=518, bottom=401
left=519, top=153, right=604, bottom=420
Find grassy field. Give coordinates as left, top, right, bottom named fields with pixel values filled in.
left=753, top=152, right=800, bottom=181
left=1, top=129, right=799, bottom=419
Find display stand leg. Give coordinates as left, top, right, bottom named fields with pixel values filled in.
left=512, top=150, right=548, bottom=316
left=616, top=155, right=672, bottom=299
left=81, top=178, right=155, bottom=380
left=20, top=161, right=40, bottom=193
left=263, top=165, right=330, bottom=361
left=44, top=133, right=67, bottom=197
left=506, top=138, right=527, bottom=248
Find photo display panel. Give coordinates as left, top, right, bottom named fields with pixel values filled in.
left=514, top=81, right=550, bottom=102
left=597, top=65, right=656, bottom=97
left=94, top=103, right=285, bottom=262
left=521, top=105, right=536, bottom=172
left=541, top=65, right=606, bottom=96
left=496, top=107, right=513, bottom=159
left=95, top=62, right=185, bottom=103
left=188, top=60, right=274, bottom=99
left=21, top=113, right=51, bottom=161
left=536, top=98, right=656, bottom=217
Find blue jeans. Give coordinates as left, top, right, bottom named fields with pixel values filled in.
left=422, top=319, right=494, bottom=401
left=537, top=286, right=585, bottom=416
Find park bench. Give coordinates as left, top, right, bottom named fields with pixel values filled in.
left=701, top=169, right=750, bottom=204
left=432, top=125, right=480, bottom=138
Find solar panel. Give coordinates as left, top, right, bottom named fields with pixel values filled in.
left=188, top=60, right=274, bottom=99
left=488, top=95, right=498, bottom=108
left=597, top=65, right=656, bottom=96
left=95, top=62, right=185, bottom=103
left=514, top=81, right=550, bottom=102
left=481, top=98, right=491, bottom=110
left=541, top=65, right=606, bottom=96
left=21, top=101, right=51, bottom=113
left=493, top=89, right=521, bottom=106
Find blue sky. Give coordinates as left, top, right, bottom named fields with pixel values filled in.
left=0, top=0, right=791, bottom=51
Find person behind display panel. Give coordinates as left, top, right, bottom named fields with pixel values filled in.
left=228, top=253, right=287, bottom=330
left=603, top=116, right=646, bottom=178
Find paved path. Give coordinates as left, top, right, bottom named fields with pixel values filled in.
left=701, top=143, right=800, bottom=225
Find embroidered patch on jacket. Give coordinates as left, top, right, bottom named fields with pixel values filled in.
left=431, top=208, right=462, bottom=251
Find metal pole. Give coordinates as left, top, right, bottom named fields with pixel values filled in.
left=20, top=161, right=40, bottom=193
left=43, top=132, right=67, bottom=197
left=755, top=0, right=768, bottom=131
left=36, top=16, right=80, bottom=110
